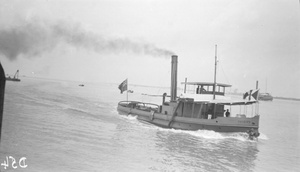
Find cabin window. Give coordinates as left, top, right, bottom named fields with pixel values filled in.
left=207, top=86, right=210, bottom=91
left=219, top=86, right=225, bottom=94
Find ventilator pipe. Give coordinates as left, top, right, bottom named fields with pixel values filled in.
left=162, top=93, right=167, bottom=104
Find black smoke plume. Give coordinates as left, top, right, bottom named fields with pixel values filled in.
left=0, top=20, right=174, bottom=60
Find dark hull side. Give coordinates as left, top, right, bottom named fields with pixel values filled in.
left=117, top=105, right=260, bottom=134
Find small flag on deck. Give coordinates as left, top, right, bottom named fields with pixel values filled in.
left=118, top=79, right=128, bottom=94
left=243, top=89, right=259, bottom=100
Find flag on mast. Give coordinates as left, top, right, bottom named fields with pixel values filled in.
left=118, top=79, right=128, bottom=94
left=243, top=89, right=259, bottom=100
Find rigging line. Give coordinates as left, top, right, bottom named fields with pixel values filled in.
left=220, top=63, right=230, bottom=84
left=218, top=56, right=232, bottom=93
left=218, top=57, right=231, bottom=83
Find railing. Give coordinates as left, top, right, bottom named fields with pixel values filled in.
left=118, top=101, right=159, bottom=112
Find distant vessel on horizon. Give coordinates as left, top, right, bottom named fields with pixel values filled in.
left=259, top=93, right=273, bottom=101
left=258, top=79, right=273, bottom=101
left=6, top=70, right=21, bottom=82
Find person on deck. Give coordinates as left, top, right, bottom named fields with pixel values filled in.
left=200, top=87, right=206, bottom=93
left=225, top=109, right=230, bottom=117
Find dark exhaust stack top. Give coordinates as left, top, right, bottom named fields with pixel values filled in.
left=170, top=55, right=178, bottom=102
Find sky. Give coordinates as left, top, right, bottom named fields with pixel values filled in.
left=0, top=0, right=299, bottom=98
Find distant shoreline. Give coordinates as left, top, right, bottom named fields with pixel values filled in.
left=273, top=97, right=300, bottom=101
left=18, top=77, right=300, bottom=101
left=227, top=92, right=300, bottom=102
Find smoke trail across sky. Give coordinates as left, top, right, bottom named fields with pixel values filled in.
left=0, top=19, right=174, bottom=61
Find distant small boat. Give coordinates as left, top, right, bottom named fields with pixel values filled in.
left=6, top=70, right=21, bottom=82
left=258, top=93, right=273, bottom=101
left=79, top=84, right=84, bottom=87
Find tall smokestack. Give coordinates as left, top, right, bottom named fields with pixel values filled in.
left=170, top=55, right=178, bottom=102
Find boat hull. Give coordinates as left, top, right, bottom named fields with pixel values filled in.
left=6, top=78, right=20, bottom=82
left=259, top=93, right=273, bottom=101
left=117, top=104, right=259, bottom=134
left=259, top=97, right=273, bottom=101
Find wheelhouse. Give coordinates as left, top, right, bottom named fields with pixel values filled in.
left=182, top=82, right=232, bottom=96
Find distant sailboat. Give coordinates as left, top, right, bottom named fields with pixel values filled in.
left=258, top=79, right=273, bottom=101
left=6, top=70, right=21, bottom=82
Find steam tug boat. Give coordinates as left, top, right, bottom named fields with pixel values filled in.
left=117, top=53, right=260, bottom=139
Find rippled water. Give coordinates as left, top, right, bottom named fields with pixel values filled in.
left=0, top=78, right=299, bottom=171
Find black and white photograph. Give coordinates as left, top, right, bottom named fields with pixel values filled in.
left=0, top=0, right=299, bottom=171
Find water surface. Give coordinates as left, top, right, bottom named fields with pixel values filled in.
left=0, top=78, right=299, bottom=171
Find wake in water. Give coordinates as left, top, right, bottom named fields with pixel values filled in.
left=158, top=128, right=269, bottom=142
left=119, top=114, right=138, bottom=121
left=119, top=115, right=268, bottom=142
left=157, top=128, right=251, bottom=142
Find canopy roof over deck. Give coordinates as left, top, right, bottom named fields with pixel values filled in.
left=181, top=82, right=232, bottom=87
left=208, top=99, right=257, bottom=105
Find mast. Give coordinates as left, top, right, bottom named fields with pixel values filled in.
left=213, top=45, right=217, bottom=100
